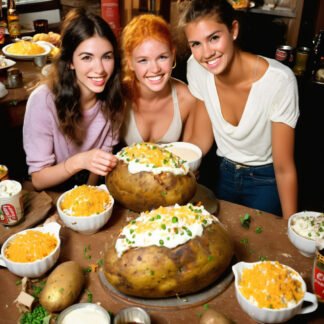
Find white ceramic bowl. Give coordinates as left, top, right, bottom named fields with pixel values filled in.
left=57, top=185, right=114, bottom=235
left=2, top=41, right=51, bottom=60
left=162, top=142, right=202, bottom=172
left=288, top=211, right=323, bottom=257
left=0, top=222, right=61, bottom=278
left=232, top=261, right=318, bottom=323
left=56, top=303, right=111, bottom=324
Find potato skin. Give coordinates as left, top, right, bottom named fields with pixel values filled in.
left=104, top=222, right=234, bottom=298
left=39, top=261, right=84, bottom=312
left=106, top=160, right=197, bottom=212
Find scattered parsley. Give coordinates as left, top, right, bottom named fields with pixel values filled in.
left=97, top=259, right=104, bottom=267
left=240, top=238, right=249, bottom=246
left=84, top=244, right=92, bottom=260
left=240, top=213, right=251, bottom=229
left=255, top=226, right=263, bottom=234
left=259, top=255, right=268, bottom=261
left=87, top=289, right=93, bottom=303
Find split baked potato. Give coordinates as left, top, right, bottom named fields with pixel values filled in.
left=106, top=143, right=196, bottom=212
left=104, top=204, right=234, bottom=298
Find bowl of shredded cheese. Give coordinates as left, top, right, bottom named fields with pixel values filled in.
left=2, top=40, right=51, bottom=60
left=288, top=211, right=324, bottom=257
left=57, top=184, right=114, bottom=235
left=0, top=222, right=61, bottom=278
left=232, top=261, right=318, bottom=323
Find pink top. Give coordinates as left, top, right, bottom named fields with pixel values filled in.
left=23, top=84, right=118, bottom=174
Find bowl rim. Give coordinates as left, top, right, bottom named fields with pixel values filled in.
left=288, top=211, right=323, bottom=241
left=161, top=141, right=203, bottom=159
left=1, top=222, right=61, bottom=265
left=57, top=184, right=114, bottom=219
left=2, top=41, right=52, bottom=59
left=232, top=261, right=306, bottom=311
left=56, top=302, right=111, bottom=323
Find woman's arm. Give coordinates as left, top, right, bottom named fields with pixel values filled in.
left=31, top=149, right=117, bottom=191
left=272, top=122, right=298, bottom=219
left=182, top=99, right=214, bottom=155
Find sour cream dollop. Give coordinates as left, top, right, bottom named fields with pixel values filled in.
left=291, top=213, right=324, bottom=240
left=116, top=142, right=189, bottom=175
left=115, top=203, right=218, bottom=257
left=0, top=180, right=22, bottom=198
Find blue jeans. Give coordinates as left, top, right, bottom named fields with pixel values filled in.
left=215, top=157, right=282, bottom=216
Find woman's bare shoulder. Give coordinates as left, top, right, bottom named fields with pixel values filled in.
left=171, top=78, right=197, bottom=116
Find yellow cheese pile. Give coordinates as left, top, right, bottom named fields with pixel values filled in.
left=5, top=230, right=57, bottom=262
left=239, top=261, right=304, bottom=309
left=60, top=185, right=111, bottom=216
left=117, top=142, right=184, bottom=168
left=6, top=41, right=46, bottom=55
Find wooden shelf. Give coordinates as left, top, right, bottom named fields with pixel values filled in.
left=249, top=6, right=296, bottom=18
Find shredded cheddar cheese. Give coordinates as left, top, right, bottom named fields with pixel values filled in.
left=5, top=230, right=57, bottom=262
left=6, top=41, right=46, bottom=55
left=115, top=203, right=217, bottom=257
left=239, top=261, right=304, bottom=309
left=60, top=185, right=111, bottom=217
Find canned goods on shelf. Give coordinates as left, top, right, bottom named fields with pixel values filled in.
left=275, top=45, right=295, bottom=68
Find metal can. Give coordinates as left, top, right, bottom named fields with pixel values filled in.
left=312, top=239, right=324, bottom=303
left=275, top=45, right=295, bottom=68
left=0, top=180, right=24, bottom=226
left=0, top=165, right=9, bottom=181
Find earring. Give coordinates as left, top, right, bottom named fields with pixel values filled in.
left=172, top=60, right=177, bottom=69
left=233, top=35, right=237, bottom=40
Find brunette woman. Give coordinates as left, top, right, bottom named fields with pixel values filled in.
left=23, top=8, right=124, bottom=191
left=179, top=0, right=299, bottom=218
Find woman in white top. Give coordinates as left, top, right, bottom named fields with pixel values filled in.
left=120, top=14, right=196, bottom=145
left=179, top=0, right=299, bottom=219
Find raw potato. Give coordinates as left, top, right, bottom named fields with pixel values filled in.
left=106, top=160, right=197, bottom=212
left=39, top=261, right=84, bottom=312
left=104, top=222, right=234, bottom=298
left=199, top=309, right=234, bottom=324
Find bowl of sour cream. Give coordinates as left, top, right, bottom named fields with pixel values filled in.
left=57, top=303, right=111, bottom=324
left=288, top=211, right=324, bottom=257
left=162, top=142, right=202, bottom=172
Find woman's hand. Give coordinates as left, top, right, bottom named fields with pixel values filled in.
left=81, top=148, right=118, bottom=176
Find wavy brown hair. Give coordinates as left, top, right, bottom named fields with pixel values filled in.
left=48, top=7, right=124, bottom=145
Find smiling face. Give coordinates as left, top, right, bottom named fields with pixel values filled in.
left=70, top=34, right=115, bottom=98
left=128, top=38, right=174, bottom=93
left=184, top=16, right=238, bottom=75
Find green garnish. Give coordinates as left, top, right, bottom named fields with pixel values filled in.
left=240, top=213, right=251, bottom=229
left=255, top=226, right=263, bottom=234
left=87, top=289, right=93, bottom=303
left=20, top=305, right=49, bottom=324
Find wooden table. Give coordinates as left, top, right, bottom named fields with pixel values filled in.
left=0, top=192, right=323, bottom=324
left=0, top=59, right=44, bottom=128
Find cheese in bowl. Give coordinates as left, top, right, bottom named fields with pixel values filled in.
left=6, top=40, right=46, bottom=55
left=60, top=185, right=112, bottom=217
left=5, top=230, right=57, bottom=263
left=106, top=142, right=197, bottom=212
left=232, top=261, right=318, bottom=323
left=57, top=185, right=114, bottom=235
left=0, top=222, right=61, bottom=278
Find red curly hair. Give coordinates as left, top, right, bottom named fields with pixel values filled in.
left=121, top=14, right=174, bottom=100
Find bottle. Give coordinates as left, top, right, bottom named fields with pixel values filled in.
left=0, top=1, right=6, bottom=45
left=7, top=0, right=21, bottom=40
left=312, top=238, right=324, bottom=303
left=308, top=30, right=324, bottom=80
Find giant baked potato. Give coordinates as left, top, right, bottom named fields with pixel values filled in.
left=106, top=143, right=196, bottom=212
left=104, top=204, right=234, bottom=298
